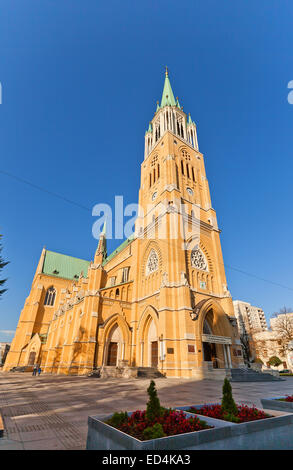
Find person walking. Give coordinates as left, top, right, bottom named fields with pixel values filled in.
left=38, top=366, right=42, bottom=376
left=32, top=364, right=37, bottom=376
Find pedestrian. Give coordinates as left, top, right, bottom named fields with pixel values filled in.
left=38, top=366, right=42, bottom=376
left=32, top=364, right=37, bottom=376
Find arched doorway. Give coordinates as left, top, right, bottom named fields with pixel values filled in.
left=105, top=324, right=123, bottom=366
left=137, top=307, right=160, bottom=369
left=201, top=307, right=233, bottom=369
left=28, top=351, right=36, bottom=366
left=202, top=315, right=218, bottom=368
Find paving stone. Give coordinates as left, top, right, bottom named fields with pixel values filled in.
left=1, top=371, right=293, bottom=450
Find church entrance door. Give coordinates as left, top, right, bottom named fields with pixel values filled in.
left=203, top=342, right=218, bottom=368
left=28, top=351, right=36, bottom=366
left=151, top=341, right=158, bottom=368
left=107, top=342, right=118, bottom=366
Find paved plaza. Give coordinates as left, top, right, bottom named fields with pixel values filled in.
left=0, top=371, right=293, bottom=450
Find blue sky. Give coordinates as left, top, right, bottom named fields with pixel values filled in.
left=1, top=1, right=293, bottom=342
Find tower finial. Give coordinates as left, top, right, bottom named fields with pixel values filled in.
left=165, top=65, right=168, bottom=76
left=160, top=66, right=176, bottom=107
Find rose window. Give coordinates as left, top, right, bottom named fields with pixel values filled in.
left=191, top=246, right=208, bottom=271
left=146, top=249, right=158, bottom=275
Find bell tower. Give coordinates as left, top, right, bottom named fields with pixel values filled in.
left=144, top=67, right=199, bottom=160
left=133, top=69, right=241, bottom=377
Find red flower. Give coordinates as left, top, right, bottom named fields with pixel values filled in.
left=107, top=408, right=212, bottom=440
left=284, top=395, right=293, bottom=402
left=188, top=403, right=270, bottom=423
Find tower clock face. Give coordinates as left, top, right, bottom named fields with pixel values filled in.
left=187, top=187, right=193, bottom=195
left=152, top=192, right=157, bottom=201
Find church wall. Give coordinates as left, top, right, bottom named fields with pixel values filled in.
left=5, top=72, right=244, bottom=378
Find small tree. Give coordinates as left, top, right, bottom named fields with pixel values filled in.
left=0, top=234, right=9, bottom=299
left=271, top=311, right=293, bottom=356
left=146, top=380, right=161, bottom=421
left=268, top=356, right=282, bottom=367
left=272, top=306, right=293, bottom=318
left=221, top=378, right=238, bottom=416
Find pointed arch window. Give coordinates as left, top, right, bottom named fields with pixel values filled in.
left=44, top=287, right=56, bottom=306
left=146, top=249, right=159, bottom=276
left=191, top=246, right=208, bottom=271
left=181, top=160, right=184, bottom=175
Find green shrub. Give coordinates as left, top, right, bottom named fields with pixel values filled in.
left=223, top=412, right=241, bottom=423
left=146, top=380, right=161, bottom=421
left=143, top=423, right=166, bottom=440
left=221, top=378, right=238, bottom=416
left=107, top=411, right=128, bottom=427
left=268, top=356, right=282, bottom=367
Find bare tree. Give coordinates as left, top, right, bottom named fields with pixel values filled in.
left=272, top=306, right=293, bottom=318
left=239, top=331, right=251, bottom=364
left=271, top=312, right=293, bottom=355
left=251, top=337, right=265, bottom=364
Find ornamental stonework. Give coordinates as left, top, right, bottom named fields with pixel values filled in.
left=146, top=249, right=158, bottom=275
left=191, top=246, right=208, bottom=271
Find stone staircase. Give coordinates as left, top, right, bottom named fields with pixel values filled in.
left=137, top=367, right=165, bottom=379
left=230, top=368, right=282, bottom=382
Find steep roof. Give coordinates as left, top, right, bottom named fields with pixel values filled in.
left=42, top=250, right=90, bottom=280
left=160, top=68, right=176, bottom=107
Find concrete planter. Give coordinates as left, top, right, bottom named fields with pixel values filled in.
left=86, top=411, right=233, bottom=450
left=261, top=397, right=293, bottom=413
left=175, top=404, right=293, bottom=449
left=86, top=407, right=293, bottom=449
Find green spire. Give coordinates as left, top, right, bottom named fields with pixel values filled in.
left=156, top=100, right=160, bottom=112
left=187, top=113, right=193, bottom=125
left=96, top=220, right=107, bottom=261
left=160, top=67, right=176, bottom=108
left=145, top=122, right=152, bottom=135
left=176, top=96, right=181, bottom=109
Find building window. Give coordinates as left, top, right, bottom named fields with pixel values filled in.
left=146, top=249, right=159, bottom=275
left=187, top=187, right=193, bottom=196
left=110, top=276, right=116, bottom=287
left=191, top=167, right=195, bottom=182
left=191, top=246, right=208, bottom=271
left=44, top=287, right=56, bottom=306
left=181, top=160, right=184, bottom=175
left=122, top=267, right=130, bottom=283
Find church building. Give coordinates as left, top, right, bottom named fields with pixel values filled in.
left=4, top=70, right=244, bottom=378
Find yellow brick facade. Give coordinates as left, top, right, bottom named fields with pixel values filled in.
left=4, top=71, right=243, bottom=378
